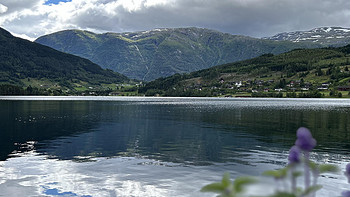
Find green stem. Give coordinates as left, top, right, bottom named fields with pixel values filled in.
left=291, top=167, right=297, bottom=193
left=304, top=151, right=311, bottom=195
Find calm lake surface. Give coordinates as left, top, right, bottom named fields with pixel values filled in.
left=0, top=96, right=349, bottom=196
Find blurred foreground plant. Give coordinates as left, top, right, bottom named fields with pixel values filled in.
left=201, top=127, right=349, bottom=197
left=200, top=173, right=256, bottom=197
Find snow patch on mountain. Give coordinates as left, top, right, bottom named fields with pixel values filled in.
left=264, top=27, right=350, bottom=46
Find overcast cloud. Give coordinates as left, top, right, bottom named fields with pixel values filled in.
left=1, top=0, right=350, bottom=41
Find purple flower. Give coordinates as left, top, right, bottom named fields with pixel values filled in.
left=342, top=191, right=350, bottom=197
left=295, top=127, right=316, bottom=152
left=345, top=163, right=350, bottom=183
left=288, top=145, right=301, bottom=164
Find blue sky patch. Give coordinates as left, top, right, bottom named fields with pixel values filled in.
left=42, top=186, right=92, bottom=197
left=44, top=0, right=72, bottom=5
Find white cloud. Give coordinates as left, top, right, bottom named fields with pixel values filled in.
left=1, top=0, right=350, bottom=41
left=11, top=32, right=37, bottom=41
left=0, top=4, right=8, bottom=14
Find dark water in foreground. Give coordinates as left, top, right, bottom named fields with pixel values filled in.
left=0, top=96, right=349, bottom=196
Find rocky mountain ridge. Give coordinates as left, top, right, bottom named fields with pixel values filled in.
left=35, top=27, right=320, bottom=81
left=265, top=27, right=350, bottom=46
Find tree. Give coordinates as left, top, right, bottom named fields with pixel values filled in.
left=316, top=67, right=323, bottom=76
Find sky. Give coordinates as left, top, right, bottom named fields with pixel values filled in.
left=1, top=0, right=350, bottom=41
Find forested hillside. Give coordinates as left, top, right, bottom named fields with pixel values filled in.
left=0, top=27, right=129, bottom=95
left=139, top=45, right=350, bottom=97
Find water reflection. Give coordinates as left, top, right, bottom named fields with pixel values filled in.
left=0, top=100, right=104, bottom=160
left=1, top=98, right=350, bottom=164
left=0, top=97, right=350, bottom=196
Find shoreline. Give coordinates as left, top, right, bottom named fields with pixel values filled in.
left=0, top=95, right=349, bottom=101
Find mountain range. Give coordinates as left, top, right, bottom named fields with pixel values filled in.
left=3, top=25, right=350, bottom=96
left=35, top=27, right=321, bottom=81
left=0, top=27, right=128, bottom=94
left=265, top=27, right=350, bottom=47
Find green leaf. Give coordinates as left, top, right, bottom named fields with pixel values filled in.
left=221, top=173, right=231, bottom=187
left=269, top=192, right=297, bottom=197
left=308, top=160, right=317, bottom=171
left=200, top=182, right=226, bottom=193
left=292, top=171, right=302, bottom=178
left=318, top=164, right=339, bottom=174
left=201, top=173, right=234, bottom=194
left=263, top=168, right=288, bottom=179
left=263, top=170, right=279, bottom=177
left=233, top=176, right=256, bottom=193
left=302, top=185, right=322, bottom=196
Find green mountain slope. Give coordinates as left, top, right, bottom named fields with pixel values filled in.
left=139, top=45, right=350, bottom=97
left=35, top=27, right=321, bottom=81
left=0, top=27, right=128, bottom=93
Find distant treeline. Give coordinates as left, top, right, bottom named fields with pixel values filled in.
left=251, top=90, right=325, bottom=98
left=0, top=84, right=136, bottom=96
left=0, top=84, right=63, bottom=96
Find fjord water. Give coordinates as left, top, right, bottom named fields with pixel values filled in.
left=0, top=97, right=349, bottom=196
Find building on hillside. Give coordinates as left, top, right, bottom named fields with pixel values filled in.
left=338, top=86, right=350, bottom=91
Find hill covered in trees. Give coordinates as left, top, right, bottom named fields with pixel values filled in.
left=139, top=45, right=350, bottom=98
left=35, top=27, right=320, bottom=81
left=0, top=27, right=129, bottom=95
